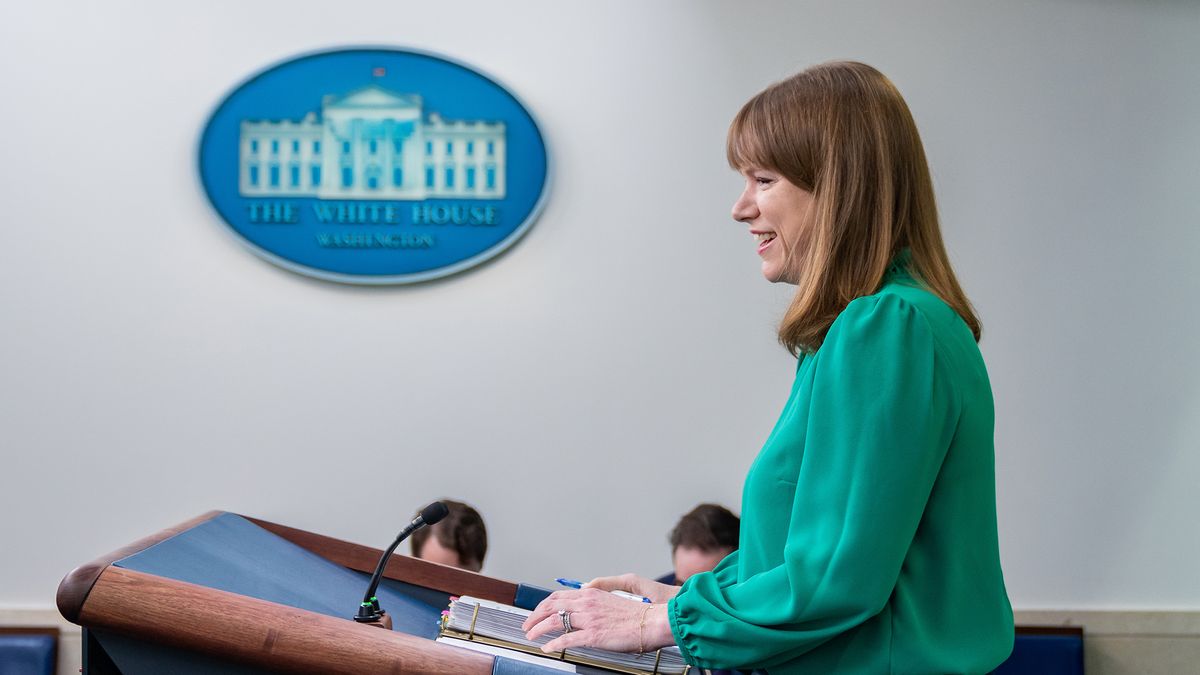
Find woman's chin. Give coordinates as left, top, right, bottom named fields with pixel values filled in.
left=761, top=264, right=791, bottom=285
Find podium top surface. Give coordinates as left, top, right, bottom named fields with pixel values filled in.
left=56, top=511, right=568, bottom=674
left=114, top=512, right=444, bottom=638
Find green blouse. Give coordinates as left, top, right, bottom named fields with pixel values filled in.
left=668, top=265, right=1013, bottom=674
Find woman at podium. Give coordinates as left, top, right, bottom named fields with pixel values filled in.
left=524, top=61, right=1014, bottom=674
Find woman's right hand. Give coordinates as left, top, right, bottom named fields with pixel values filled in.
left=583, top=573, right=679, bottom=605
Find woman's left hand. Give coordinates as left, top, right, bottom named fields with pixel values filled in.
left=521, top=588, right=670, bottom=653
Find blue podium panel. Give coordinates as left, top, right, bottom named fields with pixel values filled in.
left=113, top=512, right=443, bottom=638
left=514, top=584, right=553, bottom=610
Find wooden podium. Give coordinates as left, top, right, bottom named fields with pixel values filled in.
left=56, top=511, right=549, bottom=674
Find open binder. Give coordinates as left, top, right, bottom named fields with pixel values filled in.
left=440, top=596, right=691, bottom=675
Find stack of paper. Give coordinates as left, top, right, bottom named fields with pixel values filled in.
left=441, top=596, right=690, bottom=675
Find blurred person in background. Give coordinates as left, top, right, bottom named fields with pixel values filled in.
left=656, top=504, right=740, bottom=586
left=411, top=499, right=487, bottom=572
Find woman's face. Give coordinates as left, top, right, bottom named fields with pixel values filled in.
left=731, top=167, right=815, bottom=285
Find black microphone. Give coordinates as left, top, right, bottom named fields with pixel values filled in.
left=354, top=501, right=450, bottom=624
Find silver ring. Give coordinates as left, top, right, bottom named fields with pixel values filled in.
left=558, top=609, right=573, bottom=633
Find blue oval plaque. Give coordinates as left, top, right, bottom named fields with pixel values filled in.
left=198, top=48, right=550, bottom=284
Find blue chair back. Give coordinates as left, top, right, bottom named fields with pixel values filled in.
left=993, top=626, right=1084, bottom=675
left=0, top=628, right=58, bottom=675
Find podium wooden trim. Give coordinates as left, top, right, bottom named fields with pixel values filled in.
left=56, top=511, right=524, bottom=674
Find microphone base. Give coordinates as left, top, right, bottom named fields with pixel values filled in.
left=353, top=608, right=393, bottom=630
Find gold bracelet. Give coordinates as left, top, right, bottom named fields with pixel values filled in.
left=638, top=604, right=651, bottom=654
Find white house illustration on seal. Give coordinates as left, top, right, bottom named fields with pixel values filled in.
left=239, top=85, right=506, bottom=200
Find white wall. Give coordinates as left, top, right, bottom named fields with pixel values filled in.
left=0, top=0, right=1196, bottom=613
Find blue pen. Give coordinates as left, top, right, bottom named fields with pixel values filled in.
left=556, top=578, right=651, bottom=603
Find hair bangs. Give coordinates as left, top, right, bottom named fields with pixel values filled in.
left=726, top=93, right=780, bottom=173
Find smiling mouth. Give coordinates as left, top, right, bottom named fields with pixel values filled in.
left=754, top=232, right=777, bottom=253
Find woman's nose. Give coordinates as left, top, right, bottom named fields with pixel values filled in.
left=732, top=189, right=757, bottom=223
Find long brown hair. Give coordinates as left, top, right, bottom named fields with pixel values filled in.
left=727, top=61, right=980, bottom=354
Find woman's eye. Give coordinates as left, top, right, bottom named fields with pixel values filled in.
left=755, top=177, right=773, bottom=186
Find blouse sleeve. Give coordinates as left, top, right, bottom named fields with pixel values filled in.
left=667, top=294, right=959, bottom=670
